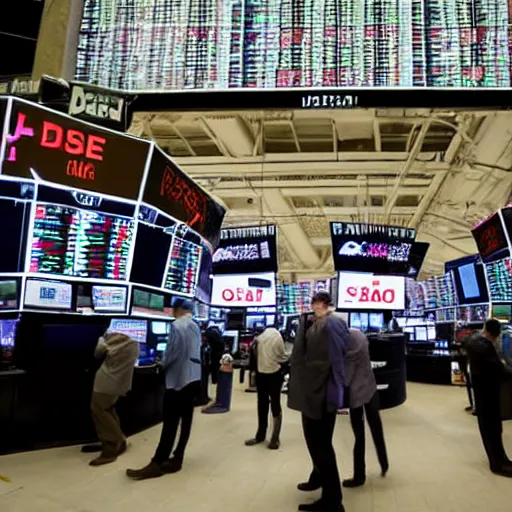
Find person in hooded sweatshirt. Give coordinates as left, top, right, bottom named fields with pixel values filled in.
left=342, top=328, right=389, bottom=488
left=82, top=330, right=139, bottom=466
left=288, top=291, right=349, bottom=512
left=245, top=325, right=288, bottom=450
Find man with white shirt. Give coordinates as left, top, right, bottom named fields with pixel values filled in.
left=245, top=326, right=288, bottom=450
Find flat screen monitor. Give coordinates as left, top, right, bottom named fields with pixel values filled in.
left=29, top=204, right=133, bottom=280
left=109, top=318, right=147, bottom=344
left=0, top=319, right=18, bottom=349
left=213, top=225, right=278, bottom=274
left=132, top=288, right=170, bottom=317
left=492, top=304, right=512, bottom=321
left=368, top=313, right=384, bottom=331
left=0, top=280, right=18, bottom=310
left=223, top=330, right=239, bottom=354
left=226, top=311, right=245, bottom=330
left=427, top=326, right=437, bottom=341
left=350, top=312, right=369, bottom=332
left=156, top=342, right=167, bottom=352
left=415, top=326, right=428, bottom=342
left=92, top=286, right=127, bottom=312
left=24, top=279, right=72, bottom=310
left=246, top=315, right=265, bottom=330
left=151, top=321, right=170, bottom=335
left=163, top=237, right=202, bottom=297
left=337, top=272, right=405, bottom=310
left=451, top=260, right=489, bottom=305
left=266, top=314, right=276, bottom=327
left=404, top=327, right=415, bottom=341
left=472, top=212, right=509, bottom=262
left=211, top=272, right=277, bottom=308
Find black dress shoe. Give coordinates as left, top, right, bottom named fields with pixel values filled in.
left=81, top=444, right=102, bottom=453
left=491, top=462, right=512, bottom=478
left=298, top=499, right=344, bottom=511
left=126, top=461, right=164, bottom=480
left=161, top=456, right=183, bottom=474
left=297, top=481, right=321, bottom=492
left=342, top=477, right=365, bottom=488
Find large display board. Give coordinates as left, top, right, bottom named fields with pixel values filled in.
left=29, top=204, right=134, bottom=280
left=330, top=222, right=415, bottom=274
left=211, top=272, right=277, bottom=308
left=337, top=272, right=405, bottom=310
left=213, top=225, right=278, bottom=275
left=76, top=0, right=512, bottom=90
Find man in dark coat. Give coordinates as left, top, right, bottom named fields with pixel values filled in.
left=288, top=292, right=349, bottom=512
left=466, top=319, right=512, bottom=477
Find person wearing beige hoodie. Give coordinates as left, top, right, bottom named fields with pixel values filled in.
left=82, top=331, right=139, bottom=466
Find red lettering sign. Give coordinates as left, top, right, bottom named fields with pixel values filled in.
left=160, top=166, right=207, bottom=229
left=344, top=281, right=396, bottom=305
left=40, top=120, right=105, bottom=161
left=221, top=287, right=264, bottom=304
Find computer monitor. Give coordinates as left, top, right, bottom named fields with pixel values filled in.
left=246, top=315, right=265, bottom=330
left=404, top=327, right=415, bottom=341
left=151, top=321, right=170, bottom=335
left=92, top=286, right=127, bottom=313
left=24, top=279, right=72, bottom=310
left=369, top=313, right=384, bottom=332
left=223, top=330, right=239, bottom=353
left=427, top=326, right=437, bottom=341
left=415, top=326, right=428, bottom=342
left=350, top=312, right=361, bottom=329
left=109, top=319, right=148, bottom=344
left=0, top=280, right=18, bottom=310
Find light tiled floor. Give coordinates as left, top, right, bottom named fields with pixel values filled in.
left=1, top=381, right=512, bottom=512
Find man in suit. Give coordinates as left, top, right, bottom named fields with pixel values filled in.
left=466, top=319, right=512, bottom=477
left=343, top=328, right=388, bottom=487
left=288, top=291, right=349, bottom=512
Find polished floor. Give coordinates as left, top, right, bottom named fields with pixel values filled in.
left=1, top=381, right=512, bottom=512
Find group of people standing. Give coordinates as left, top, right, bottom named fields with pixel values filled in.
left=246, top=291, right=388, bottom=512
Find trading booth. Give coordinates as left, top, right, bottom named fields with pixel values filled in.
left=0, top=96, right=226, bottom=454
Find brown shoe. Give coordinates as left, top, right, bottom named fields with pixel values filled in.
left=117, top=440, right=128, bottom=456
left=89, top=454, right=117, bottom=466
left=126, top=461, right=164, bottom=480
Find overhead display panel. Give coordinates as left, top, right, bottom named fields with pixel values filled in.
left=77, top=0, right=512, bottom=91
left=211, top=272, right=277, bottom=308
left=1, top=99, right=150, bottom=200
left=330, top=222, right=415, bottom=274
left=213, top=225, right=278, bottom=275
left=143, top=147, right=226, bottom=248
left=471, top=212, right=509, bottom=262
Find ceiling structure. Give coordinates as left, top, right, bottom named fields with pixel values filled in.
left=129, top=108, right=512, bottom=281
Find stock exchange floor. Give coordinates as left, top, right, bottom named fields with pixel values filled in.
left=1, top=381, right=511, bottom=512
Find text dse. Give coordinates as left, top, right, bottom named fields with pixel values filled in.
left=222, top=288, right=264, bottom=303
left=345, top=284, right=396, bottom=304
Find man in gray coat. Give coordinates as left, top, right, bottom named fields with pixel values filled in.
left=343, top=328, right=388, bottom=487
left=288, top=291, right=349, bottom=512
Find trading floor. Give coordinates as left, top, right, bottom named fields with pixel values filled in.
left=1, top=382, right=511, bottom=512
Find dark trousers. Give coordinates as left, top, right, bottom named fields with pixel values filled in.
left=153, top=381, right=200, bottom=465
left=473, top=382, right=508, bottom=470
left=349, top=391, right=388, bottom=479
left=459, top=356, right=474, bottom=408
left=303, top=412, right=342, bottom=507
left=255, top=371, right=283, bottom=439
left=91, top=392, right=124, bottom=456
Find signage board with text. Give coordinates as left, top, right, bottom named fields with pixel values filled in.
left=211, top=272, right=276, bottom=308
left=337, top=272, right=405, bottom=310
left=1, top=99, right=150, bottom=200
left=142, top=146, right=226, bottom=248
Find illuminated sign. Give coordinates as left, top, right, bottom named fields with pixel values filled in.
left=143, top=146, right=226, bottom=248
left=337, top=272, right=405, bottom=311
left=331, top=222, right=415, bottom=241
left=211, top=272, right=277, bottom=308
left=213, top=224, right=277, bottom=274
left=471, top=212, right=509, bottom=262
left=1, top=99, right=150, bottom=200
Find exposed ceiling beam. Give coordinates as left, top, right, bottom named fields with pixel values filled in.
left=421, top=230, right=473, bottom=255
left=181, top=160, right=448, bottom=179
left=198, top=117, right=233, bottom=157
left=171, top=123, right=197, bottom=156
left=260, top=189, right=321, bottom=269
left=227, top=206, right=417, bottom=217
left=290, top=120, right=302, bottom=152
left=408, top=171, right=449, bottom=229
left=385, top=120, right=432, bottom=222
left=373, top=118, right=382, bottom=152
left=424, top=211, right=473, bottom=230
left=212, top=185, right=431, bottom=199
